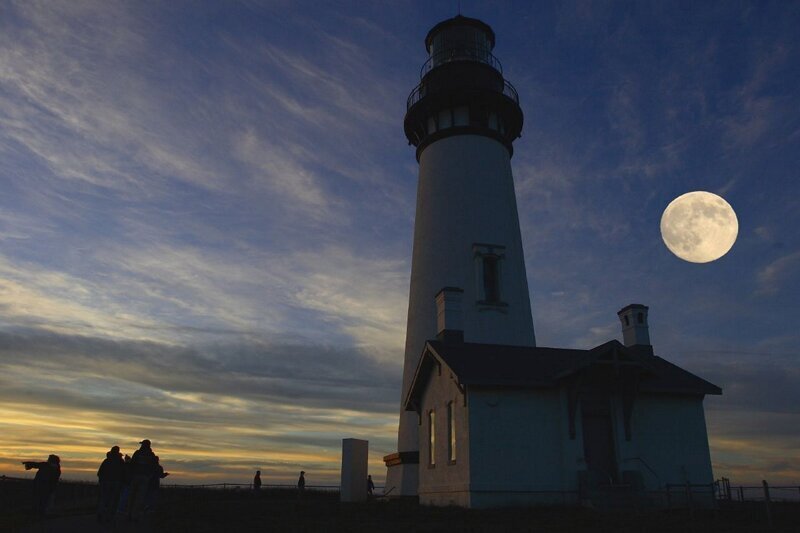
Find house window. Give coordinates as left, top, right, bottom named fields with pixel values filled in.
left=428, top=410, right=436, bottom=467
left=447, top=401, right=456, bottom=463
left=473, top=243, right=506, bottom=306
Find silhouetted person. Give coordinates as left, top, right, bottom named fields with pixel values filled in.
left=96, top=446, right=124, bottom=523
left=144, top=455, right=169, bottom=512
left=297, top=471, right=306, bottom=498
left=117, top=454, right=133, bottom=515
left=127, top=439, right=156, bottom=522
left=367, top=475, right=375, bottom=497
left=22, top=454, right=61, bottom=516
left=253, top=470, right=262, bottom=491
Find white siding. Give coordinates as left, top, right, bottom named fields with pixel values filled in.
left=619, top=394, right=715, bottom=489
left=469, top=387, right=574, bottom=507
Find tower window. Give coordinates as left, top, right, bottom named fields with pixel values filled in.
left=637, top=312, right=644, bottom=324
left=473, top=243, right=506, bottom=307
left=624, top=315, right=630, bottom=326
left=483, top=255, right=500, bottom=303
left=428, top=410, right=436, bottom=467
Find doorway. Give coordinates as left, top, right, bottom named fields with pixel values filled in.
left=581, top=392, right=618, bottom=484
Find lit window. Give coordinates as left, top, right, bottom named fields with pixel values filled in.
left=447, top=402, right=456, bottom=463
left=428, top=410, right=436, bottom=466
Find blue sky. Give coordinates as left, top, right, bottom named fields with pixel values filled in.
left=0, top=1, right=797, bottom=485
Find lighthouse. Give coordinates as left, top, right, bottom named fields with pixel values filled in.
left=384, top=15, right=536, bottom=497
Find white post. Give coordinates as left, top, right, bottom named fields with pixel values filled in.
left=341, top=438, right=369, bottom=503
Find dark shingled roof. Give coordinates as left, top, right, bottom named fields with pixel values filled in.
left=404, top=339, right=721, bottom=411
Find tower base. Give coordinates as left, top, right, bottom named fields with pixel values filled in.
left=382, top=451, right=419, bottom=497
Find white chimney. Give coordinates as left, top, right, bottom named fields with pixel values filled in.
left=435, top=287, right=464, bottom=343
left=617, top=304, right=652, bottom=354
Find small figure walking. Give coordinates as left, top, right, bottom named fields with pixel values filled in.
left=22, top=454, right=61, bottom=517
left=253, top=470, right=262, bottom=491
left=367, top=474, right=375, bottom=497
left=297, top=470, right=306, bottom=498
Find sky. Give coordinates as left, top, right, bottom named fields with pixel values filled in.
left=0, top=0, right=798, bottom=486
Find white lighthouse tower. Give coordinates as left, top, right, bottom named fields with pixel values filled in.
left=384, top=15, right=536, bottom=497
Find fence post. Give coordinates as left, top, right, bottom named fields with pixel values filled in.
left=762, top=480, right=772, bottom=528
left=685, top=482, right=693, bottom=518
left=666, top=484, right=672, bottom=508
left=738, top=486, right=744, bottom=502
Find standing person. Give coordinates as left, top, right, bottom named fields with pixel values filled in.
left=366, top=475, right=375, bottom=497
left=253, top=470, right=262, bottom=492
left=116, top=455, right=133, bottom=516
left=297, top=471, right=306, bottom=498
left=144, top=456, right=169, bottom=512
left=22, top=454, right=61, bottom=517
left=127, top=439, right=156, bottom=522
left=96, top=446, right=124, bottom=523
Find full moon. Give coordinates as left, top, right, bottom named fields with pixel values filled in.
left=660, top=191, right=738, bottom=263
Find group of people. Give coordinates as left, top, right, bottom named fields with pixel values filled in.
left=24, top=445, right=379, bottom=519
left=22, top=439, right=169, bottom=522
left=96, top=439, right=169, bottom=523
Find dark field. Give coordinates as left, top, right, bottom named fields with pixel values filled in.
left=3, top=480, right=799, bottom=532
left=151, top=493, right=800, bottom=533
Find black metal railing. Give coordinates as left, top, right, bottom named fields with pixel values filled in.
left=420, top=47, right=503, bottom=78
left=406, top=78, right=519, bottom=111
left=502, top=79, right=519, bottom=104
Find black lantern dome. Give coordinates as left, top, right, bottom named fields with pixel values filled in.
left=404, top=16, right=523, bottom=159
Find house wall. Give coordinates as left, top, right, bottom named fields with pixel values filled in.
left=417, top=363, right=471, bottom=507
left=419, top=375, right=715, bottom=508
left=468, top=387, right=579, bottom=508
left=616, top=393, right=715, bottom=492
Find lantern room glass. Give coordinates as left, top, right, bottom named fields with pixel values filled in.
left=429, top=25, right=491, bottom=68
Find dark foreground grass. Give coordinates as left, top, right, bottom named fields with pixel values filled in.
left=4, top=483, right=798, bottom=532
left=150, top=489, right=800, bottom=533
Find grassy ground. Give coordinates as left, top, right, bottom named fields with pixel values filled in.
left=0, top=477, right=97, bottom=532
left=150, top=489, right=800, bottom=533
left=4, top=482, right=799, bottom=532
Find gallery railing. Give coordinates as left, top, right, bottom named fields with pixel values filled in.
left=407, top=79, right=519, bottom=110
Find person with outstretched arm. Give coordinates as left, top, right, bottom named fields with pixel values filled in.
left=22, top=454, right=61, bottom=517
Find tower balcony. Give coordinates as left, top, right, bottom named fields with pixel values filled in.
left=407, top=76, right=519, bottom=110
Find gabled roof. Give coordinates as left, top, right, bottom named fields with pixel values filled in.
left=404, top=339, right=721, bottom=412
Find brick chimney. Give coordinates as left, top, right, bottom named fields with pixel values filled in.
left=435, top=287, right=464, bottom=344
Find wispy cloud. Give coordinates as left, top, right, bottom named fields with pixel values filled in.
left=756, top=251, right=800, bottom=295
